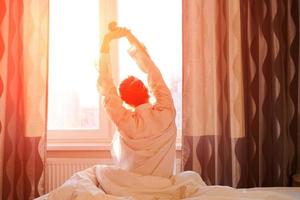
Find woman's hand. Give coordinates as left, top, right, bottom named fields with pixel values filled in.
left=101, top=27, right=129, bottom=53
left=104, top=28, right=128, bottom=42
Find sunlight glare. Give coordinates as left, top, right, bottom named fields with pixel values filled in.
left=48, top=0, right=100, bottom=129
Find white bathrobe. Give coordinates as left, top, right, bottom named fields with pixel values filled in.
left=98, top=46, right=177, bottom=178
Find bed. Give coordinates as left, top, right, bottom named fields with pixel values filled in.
left=35, top=164, right=300, bottom=200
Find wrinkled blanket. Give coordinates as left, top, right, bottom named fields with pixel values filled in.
left=35, top=165, right=299, bottom=200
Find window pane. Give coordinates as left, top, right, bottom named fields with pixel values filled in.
left=48, top=0, right=100, bottom=130
left=118, top=0, right=182, bottom=128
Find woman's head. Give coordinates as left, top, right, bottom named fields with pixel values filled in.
left=119, top=76, right=149, bottom=107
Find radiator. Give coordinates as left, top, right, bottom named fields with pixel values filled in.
left=46, top=158, right=182, bottom=193
left=46, top=158, right=112, bottom=192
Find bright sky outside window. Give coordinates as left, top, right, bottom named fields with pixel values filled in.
left=118, top=0, right=182, bottom=128
left=48, top=0, right=100, bottom=130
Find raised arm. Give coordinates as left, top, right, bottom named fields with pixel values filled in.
left=98, top=28, right=127, bottom=96
left=125, top=31, right=175, bottom=113
left=97, top=29, right=138, bottom=135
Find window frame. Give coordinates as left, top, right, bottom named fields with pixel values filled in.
left=47, top=0, right=118, bottom=148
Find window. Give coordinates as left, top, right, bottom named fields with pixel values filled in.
left=47, top=0, right=182, bottom=147
left=47, top=0, right=111, bottom=145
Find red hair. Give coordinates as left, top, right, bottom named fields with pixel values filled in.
left=119, top=76, right=149, bottom=107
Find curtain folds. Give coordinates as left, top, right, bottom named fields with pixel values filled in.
left=182, top=0, right=299, bottom=188
left=0, top=0, right=49, bottom=199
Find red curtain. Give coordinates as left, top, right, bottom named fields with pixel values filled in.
left=182, top=0, right=299, bottom=187
left=0, top=0, right=49, bottom=199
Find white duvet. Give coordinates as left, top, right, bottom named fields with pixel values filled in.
left=35, top=165, right=300, bottom=200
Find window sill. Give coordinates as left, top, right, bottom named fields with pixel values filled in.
left=47, top=142, right=182, bottom=151
left=47, top=143, right=112, bottom=151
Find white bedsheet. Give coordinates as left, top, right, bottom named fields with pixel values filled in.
left=35, top=165, right=300, bottom=200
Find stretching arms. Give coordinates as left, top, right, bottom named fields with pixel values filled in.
left=98, top=25, right=175, bottom=138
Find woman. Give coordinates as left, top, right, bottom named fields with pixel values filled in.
left=98, top=23, right=176, bottom=178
